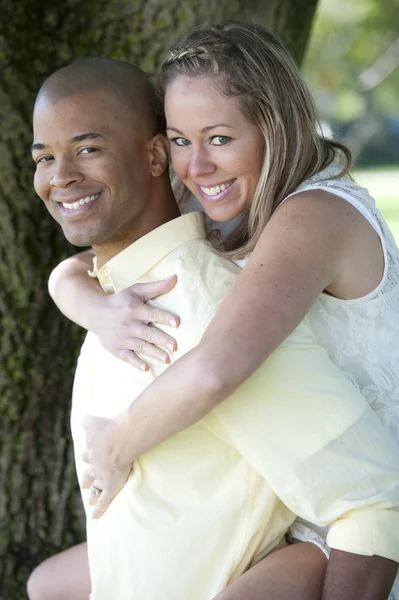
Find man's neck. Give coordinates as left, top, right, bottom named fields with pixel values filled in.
left=93, top=189, right=180, bottom=268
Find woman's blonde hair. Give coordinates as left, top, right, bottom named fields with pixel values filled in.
left=160, top=21, right=352, bottom=258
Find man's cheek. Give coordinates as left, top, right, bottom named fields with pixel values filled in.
left=34, top=176, right=47, bottom=204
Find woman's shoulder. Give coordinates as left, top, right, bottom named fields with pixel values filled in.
left=288, top=164, right=376, bottom=209
left=283, top=164, right=391, bottom=241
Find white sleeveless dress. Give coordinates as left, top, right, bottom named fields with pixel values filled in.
left=283, top=166, right=399, bottom=599
left=187, top=164, right=399, bottom=597
left=286, top=166, right=399, bottom=439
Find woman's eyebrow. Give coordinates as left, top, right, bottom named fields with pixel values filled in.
left=166, top=124, right=234, bottom=134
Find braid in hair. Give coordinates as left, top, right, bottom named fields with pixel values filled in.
left=164, top=47, right=207, bottom=64
left=160, top=29, right=237, bottom=84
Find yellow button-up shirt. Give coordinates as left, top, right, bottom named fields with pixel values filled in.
left=72, top=212, right=399, bottom=600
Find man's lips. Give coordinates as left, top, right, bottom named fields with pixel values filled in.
left=57, top=193, right=100, bottom=210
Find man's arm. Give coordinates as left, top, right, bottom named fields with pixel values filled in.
left=209, top=318, right=399, bottom=594
left=322, top=550, right=398, bottom=600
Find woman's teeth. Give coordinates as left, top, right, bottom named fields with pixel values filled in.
left=62, top=194, right=99, bottom=210
left=200, top=181, right=233, bottom=196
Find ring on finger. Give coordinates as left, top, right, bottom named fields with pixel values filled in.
left=91, top=485, right=102, bottom=496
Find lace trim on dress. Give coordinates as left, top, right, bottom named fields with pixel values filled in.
left=288, top=522, right=330, bottom=559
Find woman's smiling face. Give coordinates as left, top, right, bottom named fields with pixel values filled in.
left=165, top=77, right=265, bottom=222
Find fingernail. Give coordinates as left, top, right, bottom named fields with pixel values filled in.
left=167, top=342, right=175, bottom=352
left=163, top=355, right=170, bottom=364
left=169, top=319, right=177, bottom=328
left=140, top=363, right=148, bottom=372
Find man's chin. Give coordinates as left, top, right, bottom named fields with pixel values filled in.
left=62, top=228, right=97, bottom=248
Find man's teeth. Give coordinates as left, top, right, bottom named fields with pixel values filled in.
left=62, top=194, right=98, bottom=210
left=200, top=182, right=232, bottom=196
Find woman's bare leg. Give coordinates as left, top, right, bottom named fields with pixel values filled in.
left=26, top=542, right=90, bottom=600
left=214, top=542, right=327, bottom=600
left=26, top=540, right=325, bottom=600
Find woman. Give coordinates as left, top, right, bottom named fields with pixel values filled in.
left=28, top=21, right=398, bottom=600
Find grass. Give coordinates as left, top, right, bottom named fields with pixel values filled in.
left=354, top=168, right=399, bottom=242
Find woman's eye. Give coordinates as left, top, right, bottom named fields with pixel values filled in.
left=211, top=136, right=231, bottom=146
left=79, top=147, right=97, bottom=155
left=170, top=137, right=191, bottom=147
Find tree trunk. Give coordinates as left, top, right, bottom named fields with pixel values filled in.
left=0, top=0, right=319, bottom=596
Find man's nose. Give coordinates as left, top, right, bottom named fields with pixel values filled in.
left=50, top=158, right=84, bottom=188
left=188, top=148, right=216, bottom=179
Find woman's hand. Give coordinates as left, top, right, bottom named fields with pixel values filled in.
left=81, top=414, right=133, bottom=519
left=96, top=275, right=179, bottom=371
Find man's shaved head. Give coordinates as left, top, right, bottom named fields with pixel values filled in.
left=35, top=57, right=165, bottom=136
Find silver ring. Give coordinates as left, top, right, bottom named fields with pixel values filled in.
left=91, top=485, right=102, bottom=496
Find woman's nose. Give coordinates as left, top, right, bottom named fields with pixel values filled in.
left=188, top=148, right=216, bottom=179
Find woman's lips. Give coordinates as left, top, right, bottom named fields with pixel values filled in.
left=197, top=179, right=236, bottom=202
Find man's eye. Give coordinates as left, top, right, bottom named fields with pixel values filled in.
left=79, top=147, right=97, bottom=154
left=170, top=137, right=191, bottom=147
left=211, top=136, right=231, bottom=146
left=35, top=155, right=53, bottom=164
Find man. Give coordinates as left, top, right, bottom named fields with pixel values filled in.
left=30, top=57, right=399, bottom=600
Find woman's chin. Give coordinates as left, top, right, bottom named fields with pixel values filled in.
left=203, top=202, right=244, bottom=223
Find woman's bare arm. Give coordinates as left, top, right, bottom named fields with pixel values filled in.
left=49, top=249, right=97, bottom=329
left=83, top=190, right=384, bottom=516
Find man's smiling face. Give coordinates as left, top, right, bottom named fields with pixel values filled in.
left=32, top=88, right=152, bottom=250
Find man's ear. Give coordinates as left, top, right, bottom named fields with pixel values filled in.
left=146, top=134, right=169, bottom=177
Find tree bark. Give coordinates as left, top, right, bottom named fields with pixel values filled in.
left=0, top=0, right=319, bottom=596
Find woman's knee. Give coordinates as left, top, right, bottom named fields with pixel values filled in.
left=26, top=543, right=90, bottom=600
left=26, top=558, right=54, bottom=600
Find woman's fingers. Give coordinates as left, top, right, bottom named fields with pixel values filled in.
left=115, top=350, right=150, bottom=371
left=132, top=303, right=180, bottom=329
left=136, top=323, right=177, bottom=352
left=115, top=327, right=180, bottom=369
left=81, top=467, right=95, bottom=489
left=88, top=479, right=105, bottom=506
left=91, top=488, right=114, bottom=519
left=82, top=449, right=91, bottom=463
left=115, top=344, right=170, bottom=370
left=125, top=340, right=170, bottom=363
left=132, top=276, right=177, bottom=303
left=95, top=278, right=180, bottom=367
left=129, top=279, right=180, bottom=328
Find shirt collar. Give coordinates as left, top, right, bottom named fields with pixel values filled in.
left=89, top=212, right=207, bottom=294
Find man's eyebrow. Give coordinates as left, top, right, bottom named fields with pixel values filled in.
left=166, top=124, right=234, bottom=135
left=70, top=132, right=106, bottom=144
left=31, top=142, right=48, bottom=152
left=31, top=132, right=106, bottom=152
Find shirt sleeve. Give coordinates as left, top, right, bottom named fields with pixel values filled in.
left=209, top=319, right=399, bottom=562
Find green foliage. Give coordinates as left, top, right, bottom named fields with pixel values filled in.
left=304, top=0, right=399, bottom=122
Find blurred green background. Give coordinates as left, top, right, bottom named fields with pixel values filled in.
left=303, top=0, right=398, bottom=240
